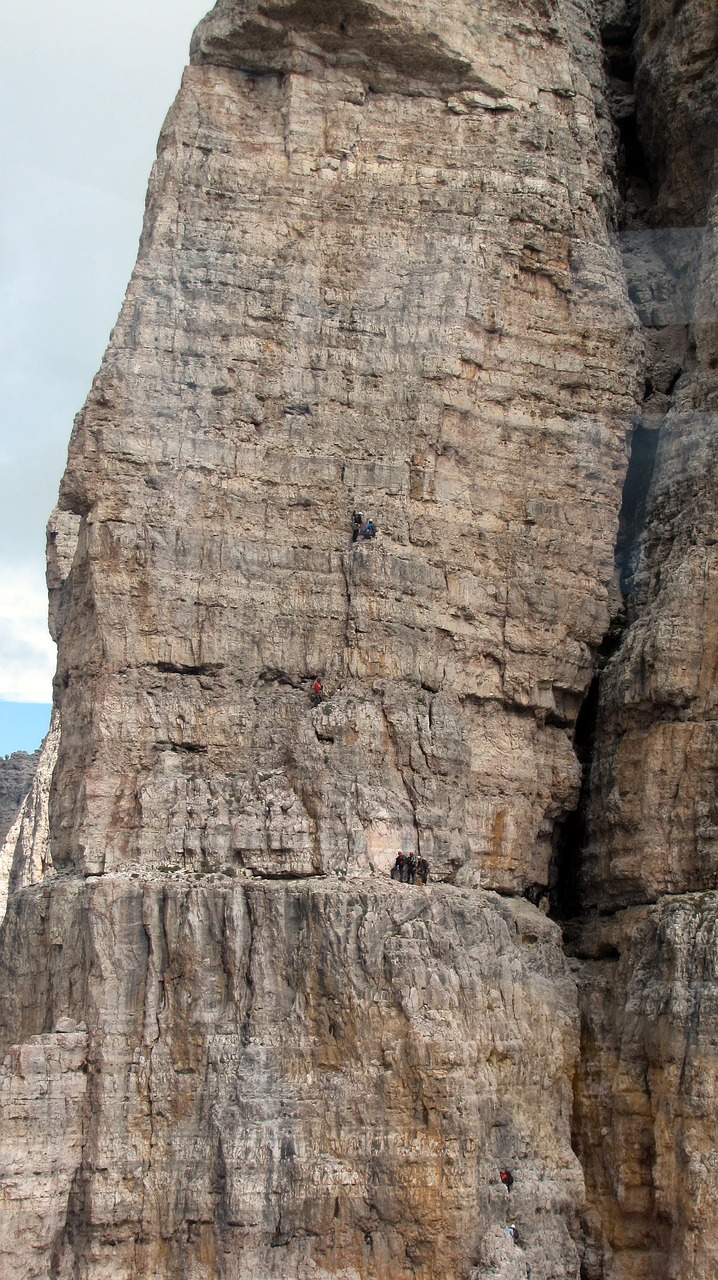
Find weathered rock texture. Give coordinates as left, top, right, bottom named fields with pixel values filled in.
left=0, top=1022, right=88, bottom=1280
left=571, top=901, right=718, bottom=1280
left=578, top=0, right=718, bottom=913
left=49, top=0, right=641, bottom=896
left=0, top=748, right=40, bottom=846
left=566, top=2, right=718, bottom=1278
left=0, top=878, right=580, bottom=1279
left=0, top=714, right=59, bottom=923
left=0, top=0, right=716, bottom=1277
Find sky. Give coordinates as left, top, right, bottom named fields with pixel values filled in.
left=0, top=0, right=211, bottom=753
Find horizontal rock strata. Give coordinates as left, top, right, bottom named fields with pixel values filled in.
left=49, top=0, right=640, bottom=896
left=0, top=1023, right=88, bottom=1280
left=0, top=0, right=716, bottom=1277
left=567, top=2, right=718, bottom=1277
left=570, top=899, right=718, bottom=1280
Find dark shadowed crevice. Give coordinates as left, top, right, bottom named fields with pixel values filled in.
left=614, top=421, right=660, bottom=596
left=548, top=617, right=629, bottom=920
left=600, top=6, right=651, bottom=224
left=548, top=672, right=599, bottom=920
left=155, top=661, right=224, bottom=677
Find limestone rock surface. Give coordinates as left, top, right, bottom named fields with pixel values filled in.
left=0, top=0, right=717, bottom=1278
left=0, top=1024, right=88, bottom=1280
left=578, top=0, right=718, bottom=912
left=571, top=899, right=718, bottom=1280
left=0, top=877, right=580, bottom=1280
left=0, top=748, right=40, bottom=845
left=566, top=3, right=718, bottom=1277
left=0, top=713, right=59, bottom=924
left=49, top=0, right=640, bottom=897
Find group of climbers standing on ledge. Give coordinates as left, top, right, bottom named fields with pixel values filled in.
left=391, top=851, right=429, bottom=885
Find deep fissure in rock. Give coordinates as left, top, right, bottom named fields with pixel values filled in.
left=614, top=421, right=660, bottom=595
left=601, top=6, right=649, bottom=216
left=549, top=605, right=626, bottom=923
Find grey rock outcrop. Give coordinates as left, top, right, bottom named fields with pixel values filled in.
left=571, top=900, right=718, bottom=1280
left=566, top=3, right=718, bottom=1277
left=0, top=713, right=59, bottom=924
left=0, top=1023, right=88, bottom=1280
left=0, top=1, right=717, bottom=1277
left=0, top=748, right=40, bottom=846
left=0, top=877, right=580, bottom=1278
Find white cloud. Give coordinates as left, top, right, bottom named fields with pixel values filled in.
left=0, top=1, right=210, bottom=707
left=0, top=567, right=56, bottom=703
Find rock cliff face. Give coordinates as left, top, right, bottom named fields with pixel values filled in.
left=0, top=748, right=40, bottom=846
left=0, top=879, right=580, bottom=1279
left=0, top=715, right=58, bottom=923
left=565, top=2, right=718, bottom=1277
left=48, top=0, right=642, bottom=895
left=0, top=1, right=716, bottom=1277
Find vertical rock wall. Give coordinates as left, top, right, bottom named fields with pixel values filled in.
left=0, top=749, right=41, bottom=846
left=0, top=0, right=716, bottom=1277
left=48, top=0, right=640, bottom=894
left=0, top=714, right=59, bottom=923
left=0, top=879, right=581, bottom=1279
left=568, top=2, right=718, bottom=1277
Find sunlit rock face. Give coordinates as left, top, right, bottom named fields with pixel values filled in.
left=572, top=900, right=718, bottom=1280
left=0, top=746, right=44, bottom=922
left=1, top=1, right=717, bottom=1278
left=0, top=878, right=581, bottom=1279
left=49, top=0, right=640, bottom=896
left=0, top=714, right=59, bottom=924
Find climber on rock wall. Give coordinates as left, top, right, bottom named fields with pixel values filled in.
left=351, top=510, right=363, bottom=542
left=311, top=678, right=323, bottom=704
left=500, top=1169, right=514, bottom=1192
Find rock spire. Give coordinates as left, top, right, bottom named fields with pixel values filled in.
left=1, top=1, right=717, bottom=1277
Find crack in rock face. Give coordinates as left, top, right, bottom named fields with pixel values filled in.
left=1, top=0, right=717, bottom=1276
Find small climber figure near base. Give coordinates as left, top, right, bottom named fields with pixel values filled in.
left=507, top=1224, right=520, bottom=1244
left=417, top=856, right=430, bottom=885
left=361, top=518, right=376, bottom=540
left=407, top=852, right=418, bottom=884
left=310, top=678, right=323, bottom=705
left=391, top=852, right=405, bottom=881
left=500, top=1169, right=514, bottom=1193
left=351, top=511, right=363, bottom=543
